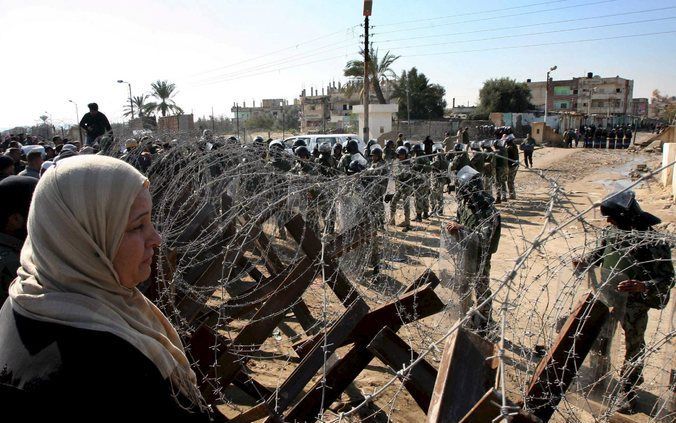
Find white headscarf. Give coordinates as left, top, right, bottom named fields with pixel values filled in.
left=8, top=155, right=205, bottom=409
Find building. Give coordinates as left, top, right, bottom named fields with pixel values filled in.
left=631, top=98, right=649, bottom=118
left=157, top=114, right=195, bottom=133
left=526, top=73, right=634, bottom=117
left=230, top=99, right=288, bottom=123
left=649, top=91, right=676, bottom=120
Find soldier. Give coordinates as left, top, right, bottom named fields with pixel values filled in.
left=411, top=144, right=431, bottom=221
left=423, top=136, right=434, bottom=155
left=365, top=139, right=378, bottom=163
left=396, top=133, right=405, bottom=147
left=492, top=138, right=508, bottom=203
left=430, top=145, right=450, bottom=216
left=332, top=142, right=343, bottom=166
left=384, top=139, right=396, bottom=162
left=363, top=145, right=389, bottom=273
left=521, top=133, right=536, bottom=168
left=446, top=166, right=501, bottom=334
left=443, top=131, right=453, bottom=152
left=462, top=127, right=470, bottom=144
left=315, top=142, right=338, bottom=233
left=623, top=125, right=633, bottom=149
left=481, top=140, right=495, bottom=198
left=291, top=145, right=321, bottom=232
left=607, top=126, right=616, bottom=149
left=505, top=135, right=519, bottom=200
left=574, top=191, right=673, bottom=414
left=338, top=139, right=367, bottom=173
left=387, top=146, right=413, bottom=232
left=267, top=140, right=292, bottom=239
left=469, top=141, right=485, bottom=174
left=449, top=142, right=471, bottom=175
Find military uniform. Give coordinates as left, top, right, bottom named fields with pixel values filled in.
left=0, top=233, right=22, bottom=305
left=583, top=227, right=674, bottom=392
left=267, top=152, right=292, bottom=239
left=363, top=159, right=389, bottom=268
left=454, top=168, right=501, bottom=330
left=493, top=143, right=508, bottom=202
left=411, top=154, right=431, bottom=219
left=389, top=160, right=413, bottom=228
left=430, top=154, right=450, bottom=214
left=506, top=141, right=519, bottom=199
left=315, top=154, right=339, bottom=233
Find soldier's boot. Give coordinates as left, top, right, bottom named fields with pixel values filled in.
left=617, top=384, right=639, bottom=415
left=423, top=211, right=429, bottom=219
left=388, top=216, right=396, bottom=226
left=509, top=192, right=516, bottom=200
left=415, top=213, right=422, bottom=222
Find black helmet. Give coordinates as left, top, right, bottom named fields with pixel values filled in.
left=411, top=144, right=423, bottom=153
left=348, top=159, right=365, bottom=174
left=333, top=142, right=343, bottom=152
left=254, top=136, right=265, bottom=144
left=367, top=139, right=378, bottom=147
left=295, top=145, right=310, bottom=158
left=456, top=165, right=484, bottom=197
left=318, top=142, right=332, bottom=154
left=269, top=139, right=284, bottom=150
left=453, top=143, right=466, bottom=152
left=346, top=139, right=359, bottom=154
left=470, top=141, right=482, bottom=151
left=403, top=140, right=411, bottom=150
left=600, top=190, right=661, bottom=228
left=385, top=139, right=395, bottom=148
left=370, top=145, right=383, bottom=157
left=395, top=146, right=408, bottom=157
left=293, top=139, right=307, bottom=149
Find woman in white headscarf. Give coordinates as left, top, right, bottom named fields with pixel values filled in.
left=0, top=155, right=215, bottom=421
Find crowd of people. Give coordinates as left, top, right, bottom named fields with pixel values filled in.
left=0, top=108, right=673, bottom=417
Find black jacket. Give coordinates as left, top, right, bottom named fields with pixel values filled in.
left=0, top=303, right=213, bottom=421
left=79, top=112, right=112, bottom=139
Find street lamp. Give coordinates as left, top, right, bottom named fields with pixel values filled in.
left=117, top=80, right=134, bottom=120
left=68, top=99, right=82, bottom=142
left=544, top=65, right=557, bottom=126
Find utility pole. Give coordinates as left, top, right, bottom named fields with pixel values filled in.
left=282, top=102, right=285, bottom=139
left=211, top=106, right=215, bottom=131
left=544, top=65, right=557, bottom=127
left=68, top=99, right=82, bottom=142
left=236, top=103, right=240, bottom=139
left=362, top=0, right=372, bottom=143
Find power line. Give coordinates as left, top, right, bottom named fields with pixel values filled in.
left=401, top=30, right=676, bottom=58
left=378, top=17, right=676, bottom=51
left=188, top=25, right=359, bottom=78
left=189, top=30, right=675, bottom=88
left=374, top=6, right=676, bottom=44
left=375, top=0, right=619, bottom=36
left=376, top=0, right=570, bottom=27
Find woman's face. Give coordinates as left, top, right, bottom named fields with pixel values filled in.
left=113, top=188, right=161, bottom=289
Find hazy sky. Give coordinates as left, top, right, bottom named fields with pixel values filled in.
left=1, top=0, right=675, bottom=129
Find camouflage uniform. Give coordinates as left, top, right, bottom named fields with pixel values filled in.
left=506, top=142, right=519, bottom=199
left=267, top=154, right=292, bottom=239
left=481, top=149, right=495, bottom=198
left=493, top=145, right=508, bottom=202
left=584, top=228, right=674, bottom=391
left=389, top=160, right=413, bottom=227
left=0, top=233, right=22, bottom=305
left=315, top=154, right=339, bottom=234
left=455, top=188, right=501, bottom=327
left=430, top=154, right=450, bottom=214
left=291, top=159, right=320, bottom=233
left=362, top=159, right=389, bottom=267
left=411, top=155, right=431, bottom=218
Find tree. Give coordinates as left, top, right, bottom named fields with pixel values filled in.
left=275, top=106, right=300, bottom=131
left=123, top=94, right=157, bottom=118
left=391, top=67, right=446, bottom=120
left=478, top=78, right=532, bottom=114
left=343, top=48, right=400, bottom=104
left=150, top=80, right=183, bottom=117
left=244, top=114, right=275, bottom=130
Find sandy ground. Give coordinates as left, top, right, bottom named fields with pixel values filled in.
left=214, top=137, right=674, bottom=422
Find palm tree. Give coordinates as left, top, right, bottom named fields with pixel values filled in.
left=343, top=48, right=400, bottom=104
left=150, top=80, right=183, bottom=117
left=123, top=94, right=157, bottom=118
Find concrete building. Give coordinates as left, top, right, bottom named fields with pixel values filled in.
left=352, top=103, right=398, bottom=140
left=526, top=73, right=634, bottom=117
left=299, top=83, right=361, bottom=133
left=631, top=98, right=649, bottom=117
left=230, top=99, right=289, bottom=123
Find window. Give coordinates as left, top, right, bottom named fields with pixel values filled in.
left=536, top=129, right=540, bottom=134
left=582, top=102, right=587, bottom=107
left=310, top=106, right=316, bottom=111
left=573, top=89, right=578, bottom=95
left=342, top=104, right=348, bottom=111
left=616, top=88, right=621, bottom=93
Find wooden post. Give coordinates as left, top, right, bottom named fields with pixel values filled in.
left=427, top=325, right=497, bottom=423
left=367, top=326, right=438, bottom=411
left=524, top=292, right=609, bottom=422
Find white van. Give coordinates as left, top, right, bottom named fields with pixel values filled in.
left=283, top=134, right=366, bottom=154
